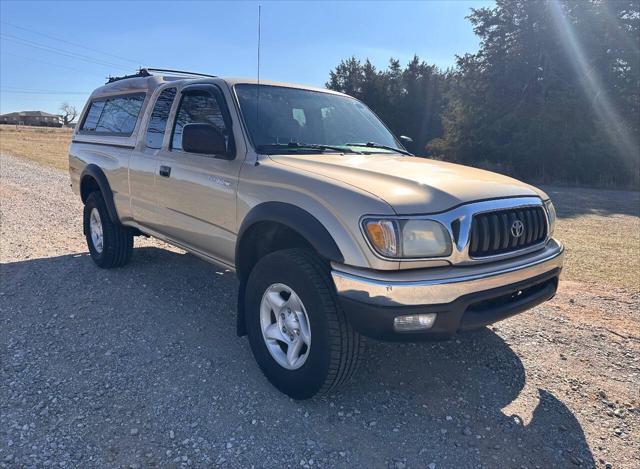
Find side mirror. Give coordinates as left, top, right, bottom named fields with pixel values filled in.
left=182, top=123, right=229, bottom=157
left=400, top=135, right=413, bottom=144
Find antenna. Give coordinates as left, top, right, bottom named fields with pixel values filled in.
left=256, top=3, right=262, bottom=151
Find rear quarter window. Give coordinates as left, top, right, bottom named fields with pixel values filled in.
left=146, top=88, right=177, bottom=148
left=80, top=93, right=146, bottom=136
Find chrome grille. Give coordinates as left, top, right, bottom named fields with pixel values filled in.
left=469, top=206, right=547, bottom=257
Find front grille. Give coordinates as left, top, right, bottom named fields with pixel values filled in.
left=469, top=206, right=547, bottom=257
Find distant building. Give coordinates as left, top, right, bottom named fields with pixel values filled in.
left=0, top=111, right=63, bottom=127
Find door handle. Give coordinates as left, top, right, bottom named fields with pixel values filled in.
left=159, top=165, right=171, bottom=178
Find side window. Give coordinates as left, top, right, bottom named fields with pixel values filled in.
left=80, top=93, right=145, bottom=136
left=82, top=100, right=106, bottom=131
left=145, top=88, right=176, bottom=149
left=171, top=91, right=227, bottom=152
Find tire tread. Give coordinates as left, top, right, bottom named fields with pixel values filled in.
left=259, top=248, right=364, bottom=397
left=84, top=191, right=133, bottom=269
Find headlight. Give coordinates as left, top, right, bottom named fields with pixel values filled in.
left=544, top=200, right=556, bottom=236
left=363, top=218, right=452, bottom=258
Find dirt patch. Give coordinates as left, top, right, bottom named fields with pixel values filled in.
left=554, top=281, right=640, bottom=339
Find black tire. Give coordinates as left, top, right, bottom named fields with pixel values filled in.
left=83, top=191, right=133, bottom=269
left=245, top=248, right=365, bottom=399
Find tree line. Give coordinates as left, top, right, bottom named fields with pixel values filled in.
left=326, top=0, right=639, bottom=188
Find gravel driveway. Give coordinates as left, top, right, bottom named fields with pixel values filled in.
left=1, top=153, right=638, bottom=468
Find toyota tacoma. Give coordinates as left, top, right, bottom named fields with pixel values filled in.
left=69, top=68, right=564, bottom=399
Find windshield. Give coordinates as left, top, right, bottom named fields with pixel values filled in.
left=234, top=84, right=403, bottom=154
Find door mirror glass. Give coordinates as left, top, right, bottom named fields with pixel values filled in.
left=182, top=123, right=227, bottom=156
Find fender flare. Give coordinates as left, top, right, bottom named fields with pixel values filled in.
left=80, top=164, right=119, bottom=224
left=236, top=201, right=344, bottom=273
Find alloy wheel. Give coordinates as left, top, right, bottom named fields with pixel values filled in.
left=89, top=207, right=104, bottom=254
left=259, top=283, right=312, bottom=370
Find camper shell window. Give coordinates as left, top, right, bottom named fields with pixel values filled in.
left=80, top=93, right=146, bottom=136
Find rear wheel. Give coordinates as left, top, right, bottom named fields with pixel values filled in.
left=245, top=248, right=364, bottom=399
left=84, top=191, right=133, bottom=268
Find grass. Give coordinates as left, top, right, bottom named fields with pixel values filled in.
left=544, top=186, right=640, bottom=291
left=1, top=125, right=638, bottom=291
left=0, top=124, right=72, bottom=171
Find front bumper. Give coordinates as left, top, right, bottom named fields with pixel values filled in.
left=331, top=240, right=564, bottom=341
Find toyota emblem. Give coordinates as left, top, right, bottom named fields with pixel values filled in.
left=511, top=220, right=525, bottom=238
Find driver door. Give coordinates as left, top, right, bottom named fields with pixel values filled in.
left=154, top=84, right=241, bottom=266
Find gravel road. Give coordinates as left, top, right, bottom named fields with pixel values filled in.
left=1, top=153, right=638, bottom=468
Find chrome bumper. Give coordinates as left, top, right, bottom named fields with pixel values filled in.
left=332, top=240, right=564, bottom=307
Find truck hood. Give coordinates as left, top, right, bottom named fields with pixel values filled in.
left=271, top=153, right=547, bottom=214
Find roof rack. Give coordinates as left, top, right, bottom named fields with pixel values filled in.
left=106, top=68, right=217, bottom=84
left=143, top=68, right=217, bottom=79
left=106, top=69, right=151, bottom=84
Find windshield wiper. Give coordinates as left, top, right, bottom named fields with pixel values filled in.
left=256, top=142, right=362, bottom=154
left=345, top=141, right=413, bottom=156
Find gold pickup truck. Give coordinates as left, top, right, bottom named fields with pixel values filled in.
left=69, top=68, right=564, bottom=399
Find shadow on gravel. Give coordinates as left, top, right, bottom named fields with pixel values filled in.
left=349, top=332, right=595, bottom=467
left=1, top=247, right=594, bottom=468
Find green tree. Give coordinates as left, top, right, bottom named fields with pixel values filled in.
left=432, top=0, right=639, bottom=186
left=327, top=0, right=639, bottom=187
left=327, top=56, right=447, bottom=155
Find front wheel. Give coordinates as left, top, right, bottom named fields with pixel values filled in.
left=83, top=191, right=133, bottom=268
left=245, top=249, right=364, bottom=399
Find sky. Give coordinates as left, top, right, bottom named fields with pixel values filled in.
left=0, top=0, right=492, bottom=115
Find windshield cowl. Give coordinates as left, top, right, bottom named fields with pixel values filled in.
left=255, top=142, right=363, bottom=155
